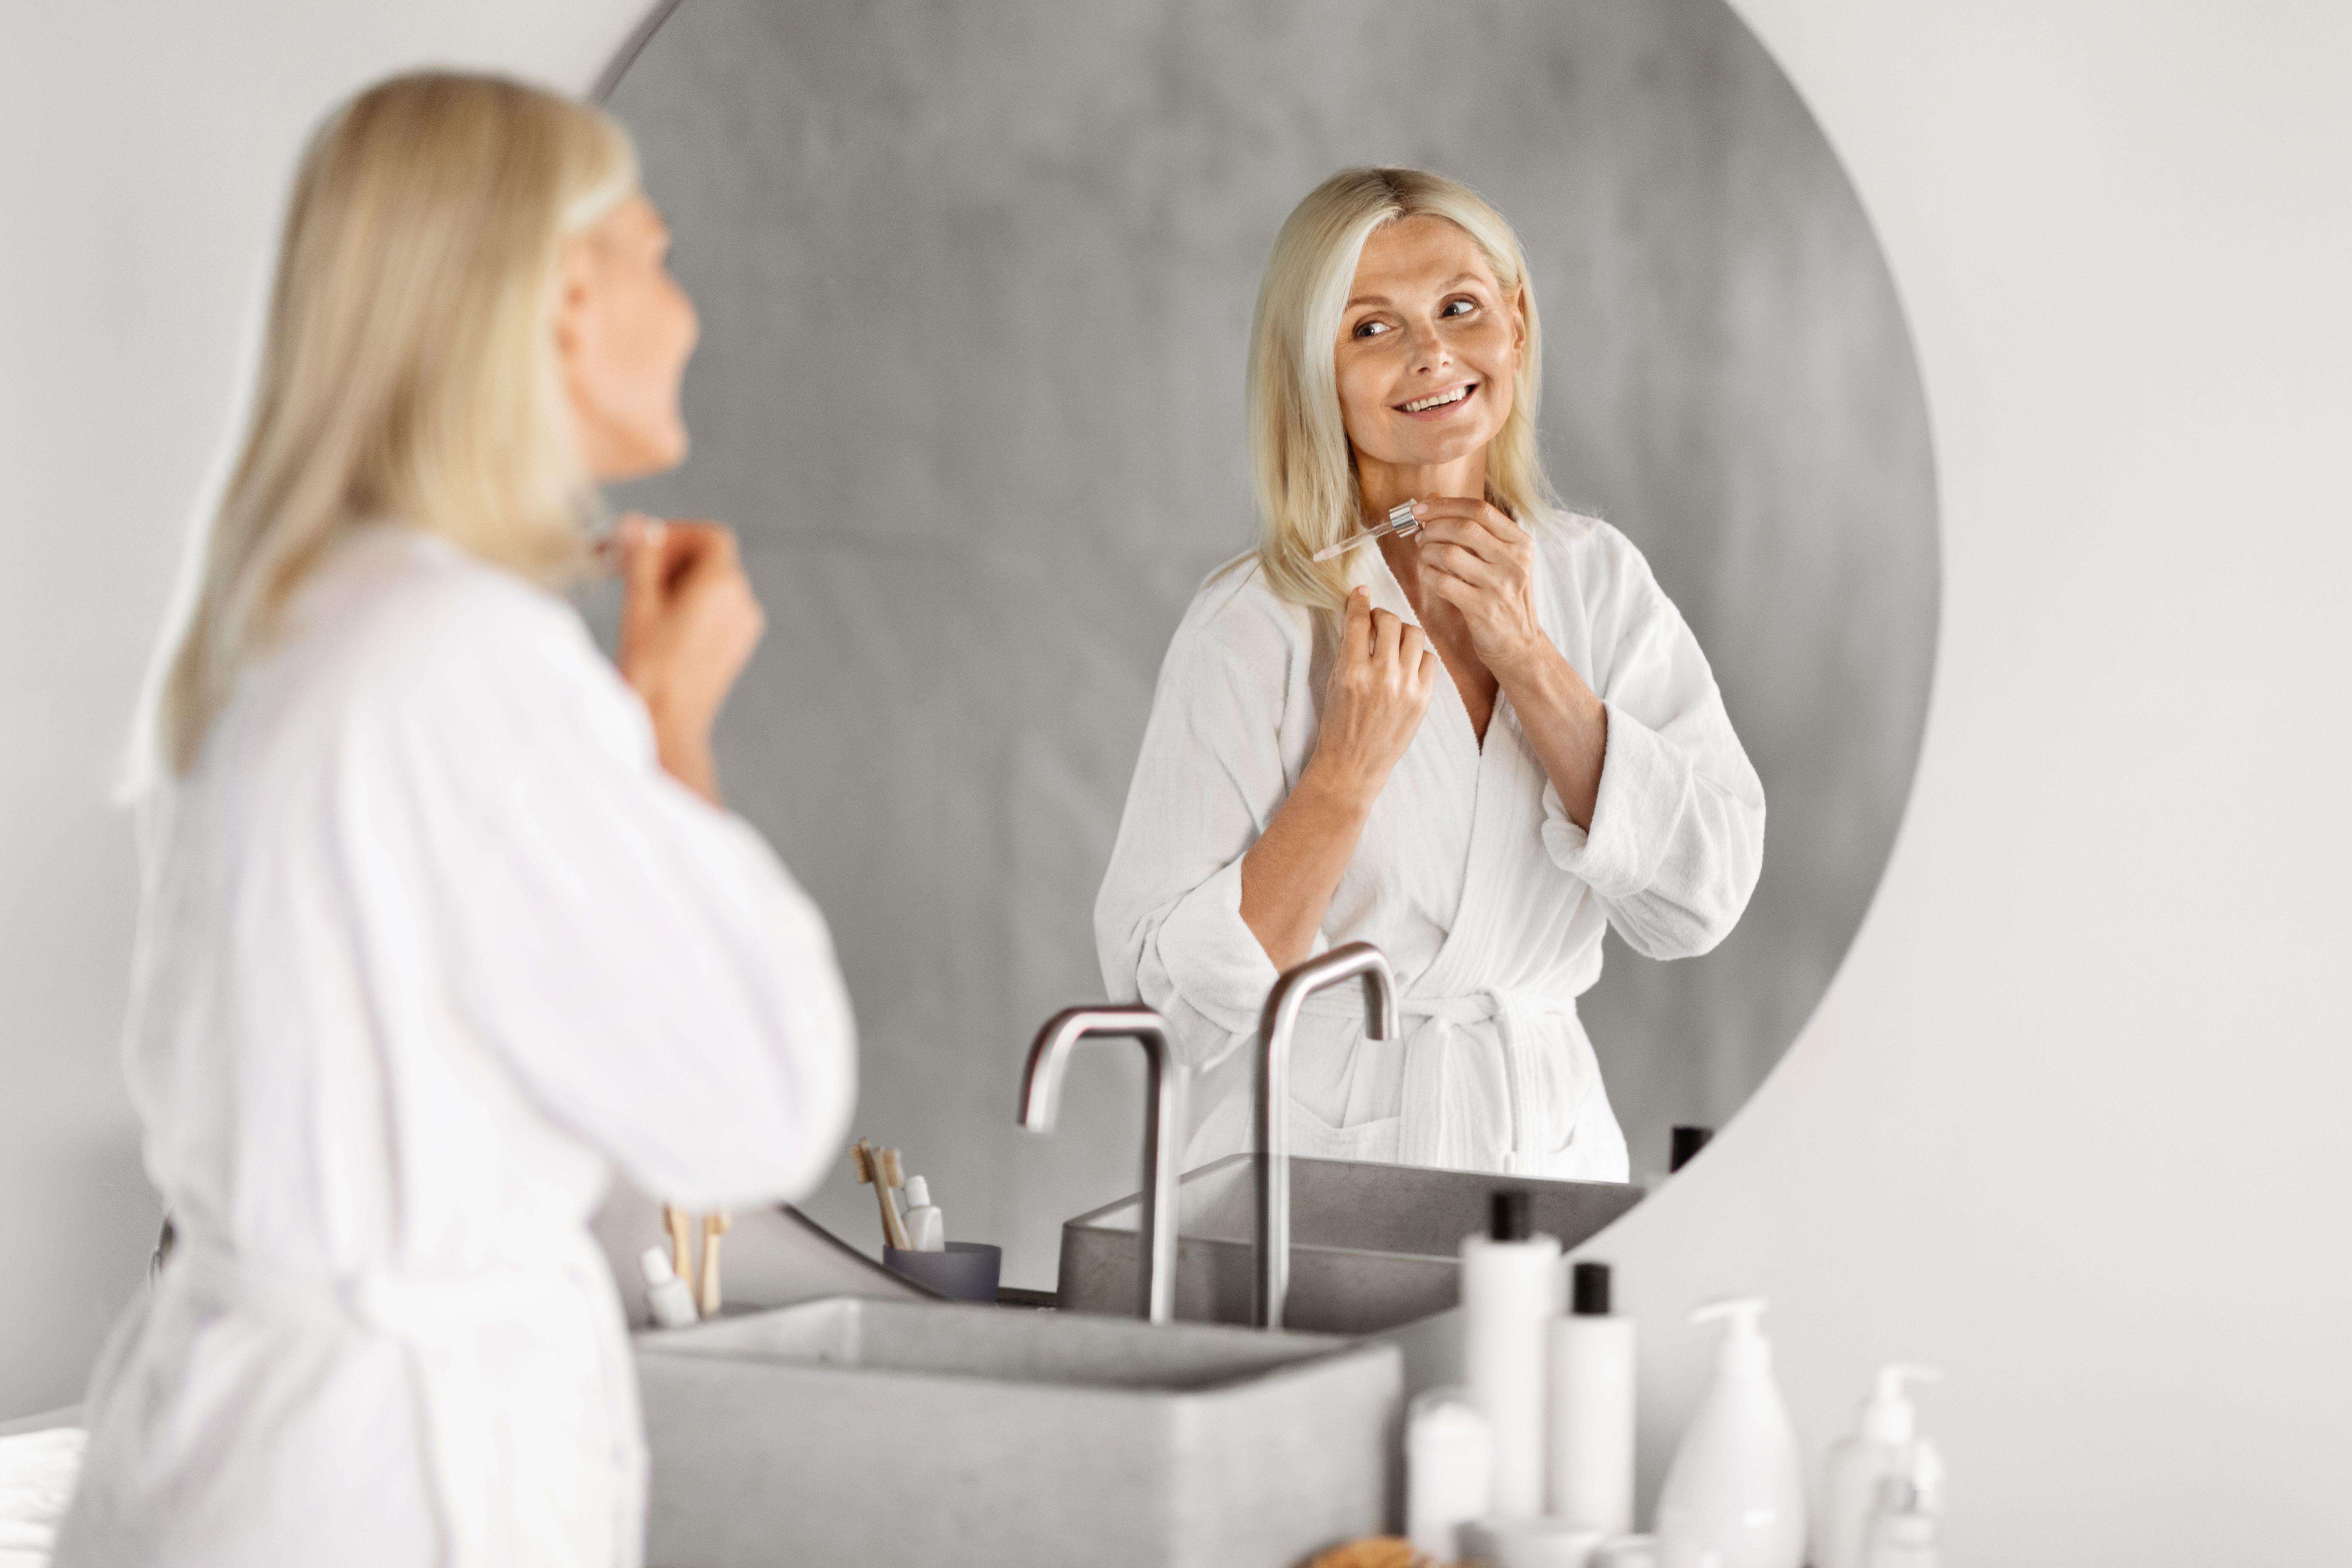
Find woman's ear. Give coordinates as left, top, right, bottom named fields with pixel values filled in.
left=553, top=232, right=596, bottom=366
left=1510, top=285, right=1530, bottom=359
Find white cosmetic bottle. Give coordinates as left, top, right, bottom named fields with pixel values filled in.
left=1461, top=1190, right=1562, bottom=1517
left=638, top=1244, right=699, bottom=1329
left=1819, top=1365, right=1941, bottom=1568
left=1548, top=1260, right=1636, bottom=1533
left=1655, top=1298, right=1805, bottom=1568
left=900, top=1175, right=946, bottom=1252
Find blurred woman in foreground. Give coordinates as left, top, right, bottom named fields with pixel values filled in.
left=58, top=72, right=853, bottom=1567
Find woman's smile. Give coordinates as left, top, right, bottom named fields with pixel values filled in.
left=1396, top=379, right=1479, bottom=418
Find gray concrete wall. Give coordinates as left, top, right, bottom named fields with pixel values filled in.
left=601, top=0, right=1938, bottom=1285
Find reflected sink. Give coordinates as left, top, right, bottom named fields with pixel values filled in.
left=636, top=1296, right=1401, bottom=1568
left=1058, top=1154, right=1644, bottom=1333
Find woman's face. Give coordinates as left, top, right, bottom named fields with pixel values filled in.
left=1333, top=215, right=1525, bottom=480
left=557, top=193, right=700, bottom=484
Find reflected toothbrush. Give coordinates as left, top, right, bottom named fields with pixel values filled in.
left=1313, top=500, right=1423, bottom=563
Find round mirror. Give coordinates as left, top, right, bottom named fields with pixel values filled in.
left=597, top=0, right=1938, bottom=1293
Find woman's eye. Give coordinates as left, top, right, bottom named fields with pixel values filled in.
left=1443, top=298, right=1475, bottom=317
left=1355, top=319, right=1390, bottom=338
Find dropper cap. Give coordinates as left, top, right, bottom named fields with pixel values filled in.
left=1572, top=1262, right=1613, bottom=1316
left=1490, top=1190, right=1532, bottom=1242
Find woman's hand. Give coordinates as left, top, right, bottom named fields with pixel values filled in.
left=1412, top=496, right=1549, bottom=681
left=616, top=514, right=766, bottom=804
left=1414, top=498, right=1610, bottom=827
left=1308, top=587, right=1440, bottom=804
left=1240, top=587, right=1437, bottom=970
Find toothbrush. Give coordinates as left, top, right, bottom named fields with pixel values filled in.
left=696, top=1209, right=731, bottom=1316
left=663, top=1203, right=695, bottom=1287
left=1312, top=499, right=1423, bottom=562
left=854, top=1141, right=912, bottom=1250
left=879, top=1147, right=918, bottom=1245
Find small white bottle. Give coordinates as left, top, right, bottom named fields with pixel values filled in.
left=1655, top=1298, right=1806, bottom=1568
left=639, top=1244, right=699, bottom=1329
left=901, top=1175, right=946, bottom=1252
left=1406, top=1387, right=1494, bottom=1562
left=1548, top=1260, right=1636, bottom=1533
left=1818, top=1364, right=1940, bottom=1568
left=1862, top=1443, right=1944, bottom=1568
left=1462, top=1190, right=1563, bottom=1517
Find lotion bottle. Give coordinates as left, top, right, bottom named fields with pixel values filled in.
left=1548, top=1260, right=1636, bottom=1532
left=1655, top=1298, right=1805, bottom=1568
left=1862, top=1441, right=1945, bottom=1568
left=1462, top=1190, right=1562, bottom=1516
left=1819, top=1364, right=1941, bottom=1568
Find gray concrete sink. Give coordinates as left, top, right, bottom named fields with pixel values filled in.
left=635, top=1295, right=1401, bottom=1568
left=1058, top=1154, right=1644, bottom=1333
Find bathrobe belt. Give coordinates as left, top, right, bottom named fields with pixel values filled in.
left=1301, top=984, right=1577, bottom=1174
left=163, top=1233, right=616, bottom=1568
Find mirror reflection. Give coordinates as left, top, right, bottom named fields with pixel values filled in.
left=599, top=0, right=1939, bottom=1294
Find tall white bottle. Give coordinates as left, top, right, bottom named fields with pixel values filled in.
left=1655, top=1298, right=1806, bottom=1568
left=1461, top=1190, right=1562, bottom=1517
left=1819, top=1364, right=1941, bottom=1568
left=1548, top=1260, right=1636, bottom=1533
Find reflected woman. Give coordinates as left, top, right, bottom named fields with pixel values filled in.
left=1096, top=168, right=1764, bottom=1181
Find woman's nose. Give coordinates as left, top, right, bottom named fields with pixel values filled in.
left=1401, top=314, right=1452, bottom=372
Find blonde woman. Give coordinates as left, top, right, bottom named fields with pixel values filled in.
left=1097, top=168, right=1764, bottom=1181
left=57, top=74, right=853, bottom=1565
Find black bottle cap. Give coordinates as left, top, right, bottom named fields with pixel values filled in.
left=1572, top=1261, right=1613, bottom=1316
left=1490, top=1189, right=1532, bottom=1243
left=1670, top=1125, right=1715, bottom=1173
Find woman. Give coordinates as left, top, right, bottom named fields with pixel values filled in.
left=57, top=74, right=853, bottom=1566
left=1096, top=168, right=1764, bottom=1181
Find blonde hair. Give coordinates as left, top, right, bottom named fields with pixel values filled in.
left=1246, top=167, right=1556, bottom=613
left=152, top=71, right=638, bottom=776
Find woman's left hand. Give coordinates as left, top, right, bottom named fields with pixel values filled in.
left=1412, top=497, right=1550, bottom=679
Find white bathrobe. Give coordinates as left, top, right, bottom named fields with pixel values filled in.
left=56, top=527, right=856, bottom=1568
left=1095, top=512, right=1763, bottom=1181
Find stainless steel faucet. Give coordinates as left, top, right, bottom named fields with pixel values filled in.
left=1017, top=1006, right=1187, bottom=1325
left=1255, top=942, right=1398, bottom=1330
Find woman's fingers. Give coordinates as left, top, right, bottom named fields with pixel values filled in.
left=1369, top=605, right=1406, bottom=667
left=1421, top=540, right=1511, bottom=594
left=1341, top=586, right=1373, bottom=660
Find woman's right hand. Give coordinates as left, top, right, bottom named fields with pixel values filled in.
left=616, top=513, right=767, bottom=804
left=1308, top=587, right=1439, bottom=804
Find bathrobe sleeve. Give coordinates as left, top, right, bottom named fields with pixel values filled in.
left=1539, top=530, right=1767, bottom=959
left=364, top=571, right=857, bottom=1210
left=1093, top=576, right=1294, bottom=1076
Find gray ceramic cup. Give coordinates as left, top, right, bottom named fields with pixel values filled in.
left=881, top=1241, right=1002, bottom=1303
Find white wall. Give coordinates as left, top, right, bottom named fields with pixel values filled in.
left=3, top=3, right=2347, bottom=1562
left=1606, top=3, right=2352, bottom=1563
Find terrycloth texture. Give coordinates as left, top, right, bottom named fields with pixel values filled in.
left=0, top=1427, right=84, bottom=1568
left=57, top=528, right=857, bottom=1568
left=1096, top=513, right=1764, bottom=1178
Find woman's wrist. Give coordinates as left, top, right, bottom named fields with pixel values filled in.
left=1499, top=639, right=1602, bottom=730
left=1297, top=748, right=1386, bottom=820
left=651, top=719, right=722, bottom=805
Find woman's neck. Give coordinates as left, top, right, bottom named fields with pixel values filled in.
left=1354, top=450, right=1487, bottom=519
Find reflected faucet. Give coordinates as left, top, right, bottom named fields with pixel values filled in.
left=1017, top=1006, right=1187, bottom=1325
left=1256, top=942, right=1399, bottom=1330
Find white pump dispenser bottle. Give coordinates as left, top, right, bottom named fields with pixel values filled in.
left=1655, top=1297, right=1806, bottom=1568
left=1820, top=1365, right=1942, bottom=1568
